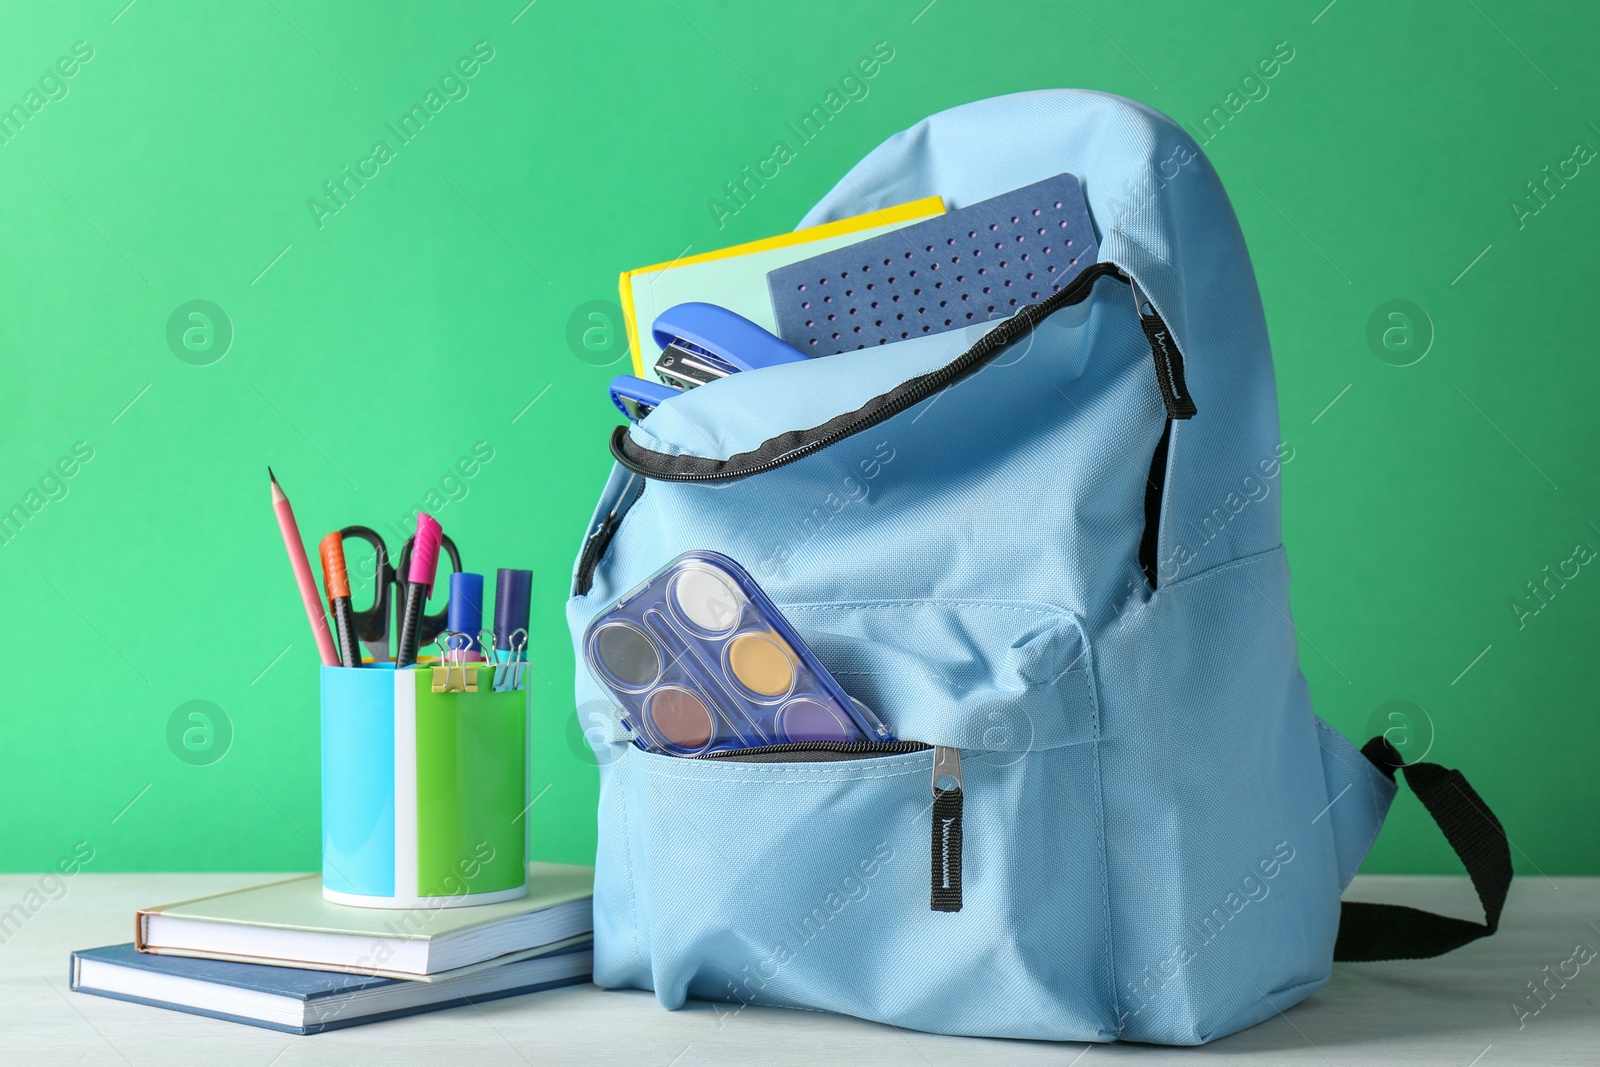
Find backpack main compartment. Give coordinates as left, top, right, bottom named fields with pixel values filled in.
left=567, top=89, right=1395, bottom=1045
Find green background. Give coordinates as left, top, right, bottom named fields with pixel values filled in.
left=3, top=0, right=1596, bottom=877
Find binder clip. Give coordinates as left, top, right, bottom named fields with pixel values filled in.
left=431, top=634, right=479, bottom=693
left=494, top=628, right=529, bottom=692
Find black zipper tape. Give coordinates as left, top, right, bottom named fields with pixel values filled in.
left=611, top=261, right=1192, bottom=483
left=697, top=739, right=929, bottom=763
left=1139, top=418, right=1174, bottom=587
left=572, top=476, right=646, bottom=597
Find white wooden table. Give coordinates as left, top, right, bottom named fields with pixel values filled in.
left=2, top=874, right=1594, bottom=1065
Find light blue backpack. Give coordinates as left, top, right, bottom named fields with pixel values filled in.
left=566, top=90, right=1509, bottom=1045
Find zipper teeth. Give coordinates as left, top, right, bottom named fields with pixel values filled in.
left=626, top=262, right=1129, bottom=482
left=696, top=739, right=931, bottom=759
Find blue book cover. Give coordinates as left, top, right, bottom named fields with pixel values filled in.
left=70, top=942, right=592, bottom=1035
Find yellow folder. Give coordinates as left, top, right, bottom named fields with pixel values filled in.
left=620, top=196, right=946, bottom=376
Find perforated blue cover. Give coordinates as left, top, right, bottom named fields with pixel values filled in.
left=767, top=172, right=1098, bottom=354
left=567, top=90, right=1394, bottom=1045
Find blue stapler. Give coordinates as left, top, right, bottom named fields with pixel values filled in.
left=609, top=376, right=677, bottom=422
left=651, top=303, right=806, bottom=390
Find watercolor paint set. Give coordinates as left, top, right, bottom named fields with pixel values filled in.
left=582, top=551, right=891, bottom=756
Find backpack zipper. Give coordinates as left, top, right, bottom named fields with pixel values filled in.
left=699, top=738, right=963, bottom=913
left=610, top=261, right=1192, bottom=482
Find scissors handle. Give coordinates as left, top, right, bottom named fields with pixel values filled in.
left=337, top=525, right=394, bottom=659
left=396, top=532, right=463, bottom=650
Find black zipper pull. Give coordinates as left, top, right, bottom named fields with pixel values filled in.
left=931, top=746, right=963, bottom=912
left=1129, top=276, right=1197, bottom=420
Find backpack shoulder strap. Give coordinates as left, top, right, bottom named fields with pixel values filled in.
left=1334, top=737, right=1513, bottom=962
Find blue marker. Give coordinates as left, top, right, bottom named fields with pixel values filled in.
left=447, top=572, right=485, bottom=661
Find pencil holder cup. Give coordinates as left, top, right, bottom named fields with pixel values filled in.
left=320, top=664, right=528, bottom=908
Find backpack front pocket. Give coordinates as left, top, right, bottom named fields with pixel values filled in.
left=593, top=739, right=1117, bottom=1041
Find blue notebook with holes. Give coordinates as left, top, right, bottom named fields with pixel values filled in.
left=767, top=173, right=1097, bottom=356
left=70, top=942, right=592, bottom=1035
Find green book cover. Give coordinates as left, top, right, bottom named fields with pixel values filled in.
left=137, top=862, right=593, bottom=981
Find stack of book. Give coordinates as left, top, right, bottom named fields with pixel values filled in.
left=69, top=863, right=593, bottom=1034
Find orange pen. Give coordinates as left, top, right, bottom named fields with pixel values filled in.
left=319, top=531, right=361, bottom=669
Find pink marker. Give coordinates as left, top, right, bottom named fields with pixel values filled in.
left=394, top=512, right=442, bottom=668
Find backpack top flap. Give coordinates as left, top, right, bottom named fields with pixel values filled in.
left=616, top=89, right=1284, bottom=587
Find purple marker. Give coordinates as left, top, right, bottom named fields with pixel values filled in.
left=494, top=569, right=532, bottom=659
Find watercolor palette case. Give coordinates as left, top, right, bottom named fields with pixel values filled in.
left=583, top=551, right=891, bottom=755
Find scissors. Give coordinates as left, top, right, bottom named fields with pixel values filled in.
left=337, top=524, right=464, bottom=663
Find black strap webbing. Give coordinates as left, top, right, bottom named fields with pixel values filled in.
left=1334, top=736, right=1512, bottom=962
